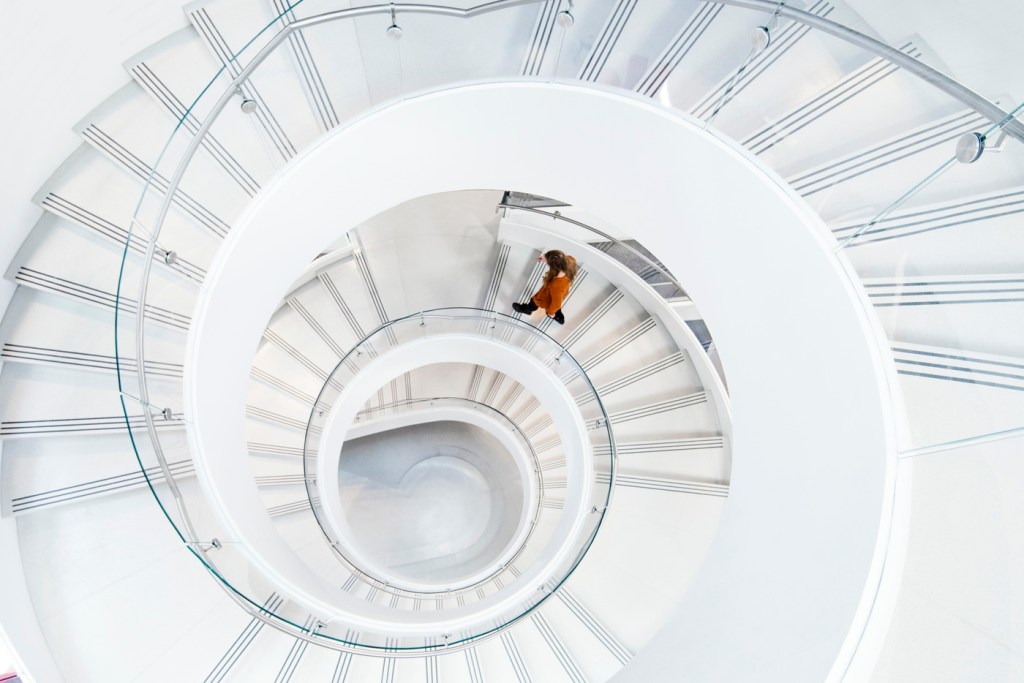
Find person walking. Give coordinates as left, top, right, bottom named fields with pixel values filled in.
left=512, top=250, right=577, bottom=325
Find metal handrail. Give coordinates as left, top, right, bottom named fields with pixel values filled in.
left=302, top=307, right=617, bottom=608
left=709, top=0, right=1024, bottom=142
left=112, top=0, right=1023, bottom=657
left=498, top=203, right=688, bottom=297
left=116, top=0, right=554, bottom=656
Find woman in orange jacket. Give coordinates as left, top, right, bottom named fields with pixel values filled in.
left=512, top=250, right=577, bottom=325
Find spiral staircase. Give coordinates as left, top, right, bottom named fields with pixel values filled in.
left=2, top=0, right=1024, bottom=681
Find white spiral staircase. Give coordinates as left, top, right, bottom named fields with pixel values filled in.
left=2, top=1, right=1024, bottom=681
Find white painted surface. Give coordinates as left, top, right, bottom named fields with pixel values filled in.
left=192, top=314, right=596, bottom=633
left=186, top=82, right=896, bottom=679
left=0, top=0, right=190, bottom=318
left=2, top=0, right=1020, bottom=315
left=332, top=406, right=538, bottom=591
left=342, top=453, right=504, bottom=583
left=497, top=218, right=733, bottom=443
left=0, top=2, right=1020, bottom=679
left=0, top=516, right=64, bottom=683
left=339, top=413, right=528, bottom=589
left=871, top=439, right=1024, bottom=681
left=844, top=0, right=1024, bottom=101
left=314, top=335, right=593, bottom=609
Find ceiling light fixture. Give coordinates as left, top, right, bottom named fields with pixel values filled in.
left=556, top=0, right=575, bottom=28
left=751, top=2, right=782, bottom=54
left=751, top=25, right=771, bottom=53
left=386, top=3, right=403, bottom=39
left=236, top=88, right=258, bottom=114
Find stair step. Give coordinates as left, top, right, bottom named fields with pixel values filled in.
left=1, top=286, right=184, bottom=372
left=18, top=488, right=226, bottom=681
left=516, top=611, right=587, bottom=683
left=790, top=107, right=994, bottom=220
left=75, top=82, right=242, bottom=240
left=541, top=589, right=631, bottom=679
left=35, top=144, right=221, bottom=278
left=580, top=0, right=698, bottom=93
left=2, top=429, right=187, bottom=514
left=0, top=361, right=182, bottom=438
left=125, top=26, right=274, bottom=195
left=187, top=3, right=316, bottom=159
left=13, top=264, right=191, bottom=332
left=746, top=42, right=961, bottom=176
left=649, top=0, right=836, bottom=117
left=198, top=0, right=375, bottom=128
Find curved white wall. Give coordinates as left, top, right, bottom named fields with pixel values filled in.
left=186, top=81, right=897, bottom=678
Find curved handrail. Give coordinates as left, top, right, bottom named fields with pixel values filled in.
left=114, top=0, right=555, bottom=655
left=708, top=0, right=1024, bottom=142
left=109, top=0, right=1023, bottom=661
left=303, top=306, right=616, bottom=602
left=498, top=203, right=688, bottom=298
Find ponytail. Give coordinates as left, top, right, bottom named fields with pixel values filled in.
left=543, top=250, right=576, bottom=284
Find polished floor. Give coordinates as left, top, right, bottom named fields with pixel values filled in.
left=338, top=420, right=525, bottom=585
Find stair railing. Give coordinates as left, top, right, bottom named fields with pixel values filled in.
left=302, top=307, right=616, bottom=613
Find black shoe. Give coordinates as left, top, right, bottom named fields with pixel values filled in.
left=553, top=310, right=565, bottom=325
left=512, top=302, right=528, bottom=314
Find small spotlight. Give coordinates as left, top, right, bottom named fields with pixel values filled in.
left=955, top=131, right=985, bottom=164
left=751, top=25, right=771, bottom=52
left=386, top=3, right=403, bottom=39
left=240, top=97, right=258, bottom=114
left=557, top=0, right=575, bottom=28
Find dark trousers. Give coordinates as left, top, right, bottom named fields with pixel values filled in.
left=515, top=300, right=564, bottom=323
left=521, top=301, right=564, bottom=323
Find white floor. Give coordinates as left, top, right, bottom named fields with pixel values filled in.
left=338, top=420, right=525, bottom=585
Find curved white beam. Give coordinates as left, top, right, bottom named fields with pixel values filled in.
left=186, top=82, right=898, bottom=674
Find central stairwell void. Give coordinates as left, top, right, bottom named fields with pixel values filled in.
left=4, top=1, right=1024, bottom=681
left=334, top=418, right=528, bottom=586
left=178, top=77, right=893, bottom=680
left=200, top=187, right=731, bottom=670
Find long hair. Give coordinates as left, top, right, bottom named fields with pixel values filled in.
left=543, top=250, right=577, bottom=285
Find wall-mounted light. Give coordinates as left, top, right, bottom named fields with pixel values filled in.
left=556, top=0, right=575, bottom=28
left=236, top=88, right=257, bottom=114
left=750, top=25, right=771, bottom=53
left=387, top=3, right=403, bottom=39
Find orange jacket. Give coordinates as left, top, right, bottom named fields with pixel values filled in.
left=531, top=257, right=576, bottom=313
